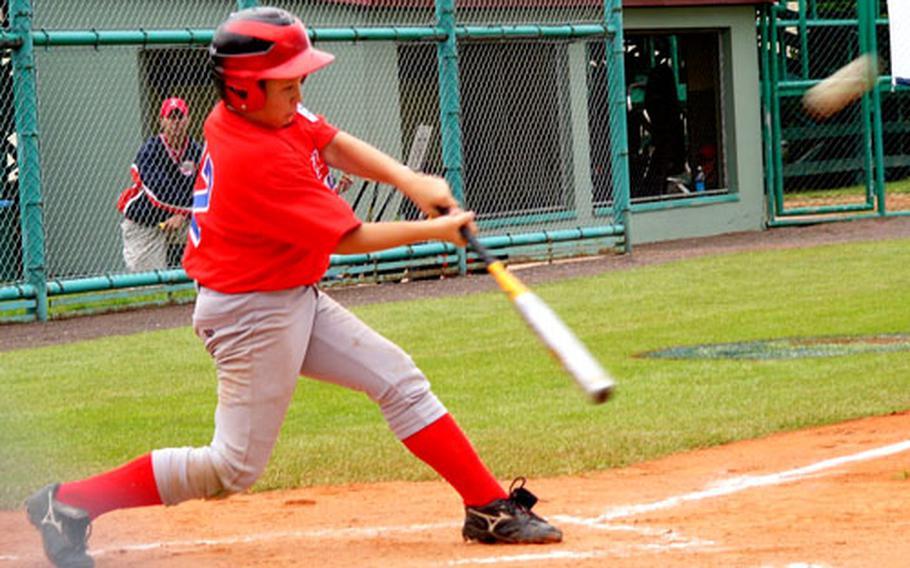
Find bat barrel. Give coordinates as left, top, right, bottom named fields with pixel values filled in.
left=512, top=291, right=616, bottom=405
left=442, top=207, right=616, bottom=404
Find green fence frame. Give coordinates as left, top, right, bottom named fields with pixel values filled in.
left=761, top=0, right=910, bottom=226
left=0, top=0, right=630, bottom=322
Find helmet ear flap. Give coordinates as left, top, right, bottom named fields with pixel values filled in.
left=222, top=78, right=266, bottom=112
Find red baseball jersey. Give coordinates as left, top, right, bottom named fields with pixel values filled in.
left=183, top=102, right=361, bottom=293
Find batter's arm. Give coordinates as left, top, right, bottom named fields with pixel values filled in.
left=323, top=132, right=456, bottom=217
left=335, top=210, right=475, bottom=255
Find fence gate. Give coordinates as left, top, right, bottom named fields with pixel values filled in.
left=760, top=0, right=910, bottom=225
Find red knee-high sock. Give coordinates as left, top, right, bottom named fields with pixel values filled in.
left=402, top=414, right=507, bottom=507
left=55, top=453, right=162, bottom=520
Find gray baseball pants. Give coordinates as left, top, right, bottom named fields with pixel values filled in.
left=151, top=285, right=447, bottom=505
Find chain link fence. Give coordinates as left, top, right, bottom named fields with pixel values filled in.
left=32, top=1, right=237, bottom=30
left=769, top=2, right=872, bottom=217
left=271, top=0, right=435, bottom=27
left=1, top=43, right=18, bottom=284
left=0, top=0, right=629, bottom=320
left=763, top=0, right=910, bottom=221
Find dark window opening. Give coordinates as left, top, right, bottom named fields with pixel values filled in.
left=589, top=30, right=726, bottom=205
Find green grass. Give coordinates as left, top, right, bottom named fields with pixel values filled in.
left=2, top=239, right=910, bottom=509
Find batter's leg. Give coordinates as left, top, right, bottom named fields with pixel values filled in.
left=299, top=291, right=506, bottom=507
left=299, top=290, right=446, bottom=438
left=153, top=285, right=318, bottom=504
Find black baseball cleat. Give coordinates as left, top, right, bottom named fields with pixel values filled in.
left=25, top=483, right=94, bottom=568
left=462, top=477, right=563, bottom=544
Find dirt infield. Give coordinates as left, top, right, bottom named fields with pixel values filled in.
left=2, top=217, right=910, bottom=567
left=2, top=411, right=909, bottom=567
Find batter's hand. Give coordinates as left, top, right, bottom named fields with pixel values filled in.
left=399, top=172, right=459, bottom=218
left=431, top=209, right=476, bottom=247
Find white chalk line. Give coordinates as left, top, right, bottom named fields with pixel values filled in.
left=446, top=526, right=720, bottom=565
left=463, top=438, right=910, bottom=565
left=446, top=544, right=715, bottom=566
left=3, top=439, right=908, bottom=565
left=570, top=438, right=910, bottom=523
left=90, top=521, right=460, bottom=558
left=0, top=522, right=459, bottom=563
left=758, top=564, right=832, bottom=568
left=1, top=520, right=714, bottom=565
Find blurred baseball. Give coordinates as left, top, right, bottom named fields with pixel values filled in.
left=803, top=54, right=879, bottom=120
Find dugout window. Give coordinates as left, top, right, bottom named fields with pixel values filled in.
left=588, top=30, right=727, bottom=206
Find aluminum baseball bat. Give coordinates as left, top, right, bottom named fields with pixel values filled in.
left=451, top=217, right=615, bottom=404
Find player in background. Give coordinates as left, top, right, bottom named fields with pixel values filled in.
left=117, top=97, right=202, bottom=271
left=24, top=7, right=561, bottom=567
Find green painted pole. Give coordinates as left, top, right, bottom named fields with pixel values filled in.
left=236, top=0, right=258, bottom=8
left=435, top=0, right=467, bottom=273
left=865, top=0, right=887, bottom=214
left=0, top=269, right=188, bottom=301
left=857, top=0, right=876, bottom=210
left=9, top=0, right=47, bottom=321
left=0, top=226, right=623, bottom=302
left=769, top=5, right=786, bottom=216
left=607, top=0, right=631, bottom=252
left=28, top=29, right=214, bottom=46
left=457, top=24, right=608, bottom=39
left=0, top=25, right=613, bottom=48
left=775, top=202, right=874, bottom=216
left=798, top=0, right=809, bottom=80
left=669, top=34, right=680, bottom=89
left=759, top=4, right=777, bottom=224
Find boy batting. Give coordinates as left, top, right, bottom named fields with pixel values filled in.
left=24, top=7, right=561, bottom=567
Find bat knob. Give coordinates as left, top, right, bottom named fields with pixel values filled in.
left=590, top=384, right=615, bottom=405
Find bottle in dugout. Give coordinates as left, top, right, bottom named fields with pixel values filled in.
left=695, top=166, right=706, bottom=193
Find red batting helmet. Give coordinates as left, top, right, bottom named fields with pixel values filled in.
left=209, top=7, right=334, bottom=112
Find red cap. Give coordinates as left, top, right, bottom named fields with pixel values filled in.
left=160, top=97, right=189, bottom=118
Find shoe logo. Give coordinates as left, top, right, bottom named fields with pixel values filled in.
left=471, top=509, right=514, bottom=533
left=40, top=493, right=64, bottom=535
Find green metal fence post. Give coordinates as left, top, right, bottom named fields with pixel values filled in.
left=864, top=0, right=887, bottom=214
left=435, top=0, right=468, bottom=273
left=798, top=0, right=809, bottom=80
left=236, top=0, right=259, bottom=9
left=760, top=4, right=777, bottom=225
left=769, top=4, right=786, bottom=217
left=607, top=0, right=631, bottom=252
left=10, top=0, right=47, bottom=321
left=857, top=0, right=877, bottom=211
